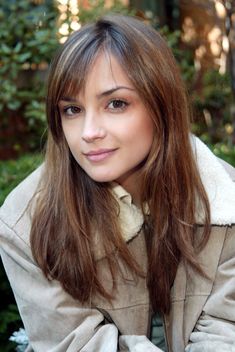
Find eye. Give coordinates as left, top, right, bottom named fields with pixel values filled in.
left=107, top=99, right=129, bottom=111
left=61, top=105, right=82, bottom=116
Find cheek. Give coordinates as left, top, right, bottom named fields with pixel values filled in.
left=137, top=117, right=154, bottom=149
left=144, top=120, right=154, bottom=140
left=124, top=119, right=154, bottom=159
left=139, top=132, right=154, bottom=156
left=62, top=125, right=81, bottom=151
left=139, top=125, right=154, bottom=159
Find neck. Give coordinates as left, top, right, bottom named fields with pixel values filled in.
left=117, top=174, right=142, bottom=207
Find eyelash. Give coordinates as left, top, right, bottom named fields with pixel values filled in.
left=62, top=105, right=81, bottom=116
left=106, top=99, right=129, bottom=111
left=60, top=99, right=129, bottom=117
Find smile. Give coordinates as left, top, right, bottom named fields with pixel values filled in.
left=83, top=148, right=118, bottom=162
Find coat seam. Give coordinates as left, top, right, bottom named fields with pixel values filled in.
left=0, top=217, right=31, bottom=248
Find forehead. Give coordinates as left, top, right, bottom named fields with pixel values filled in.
left=62, top=51, right=135, bottom=101
left=84, top=52, right=133, bottom=92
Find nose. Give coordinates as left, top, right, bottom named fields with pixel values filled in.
left=81, top=112, right=106, bottom=143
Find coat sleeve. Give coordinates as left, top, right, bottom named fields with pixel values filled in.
left=185, top=226, right=235, bottom=352
left=0, top=218, right=120, bottom=352
left=0, top=218, right=162, bottom=352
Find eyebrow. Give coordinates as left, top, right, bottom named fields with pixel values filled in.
left=96, top=86, right=135, bottom=99
left=60, top=86, right=135, bottom=103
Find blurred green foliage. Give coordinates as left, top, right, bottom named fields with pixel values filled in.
left=191, top=69, right=233, bottom=145
left=211, top=143, right=235, bottom=166
left=0, top=153, right=43, bottom=206
left=0, top=153, right=42, bottom=351
left=0, top=0, right=59, bottom=154
left=160, top=27, right=196, bottom=84
left=0, top=303, right=21, bottom=352
left=78, top=0, right=132, bottom=24
left=161, top=28, right=234, bottom=146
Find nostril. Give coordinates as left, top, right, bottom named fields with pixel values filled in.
left=81, top=127, right=106, bottom=142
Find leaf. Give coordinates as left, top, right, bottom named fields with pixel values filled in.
left=16, top=52, right=31, bottom=63
left=0, top=305, right=21, bottom=334
left=13, top=42, right=23, bottom=53
left=0, top=44, right=11, bottom=55
left=7, top=100, right=21, bottom=111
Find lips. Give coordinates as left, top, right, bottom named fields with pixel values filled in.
left=83, top=148, right=117, bottom=162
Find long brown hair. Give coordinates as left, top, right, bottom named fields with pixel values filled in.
left=30, top=14, right=210, bottom=314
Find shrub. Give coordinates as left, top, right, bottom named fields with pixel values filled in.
left=0, top=0, right=59, bottom=157
left=0, top=153, right=42, bottom=350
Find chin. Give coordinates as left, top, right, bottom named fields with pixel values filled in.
left=87, top=173, right=115, bottom=183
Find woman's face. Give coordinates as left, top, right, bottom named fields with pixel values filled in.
left=59, top=52, right=154, bottom=194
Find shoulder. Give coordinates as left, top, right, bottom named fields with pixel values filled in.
left=0, top=164, right=44, bottom=241
left=217, top=157, right=235, bottom=181
left=191, top=136, right=235, bottom=226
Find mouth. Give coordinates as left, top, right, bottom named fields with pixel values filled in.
left=83, top=148, right=118, bottom=162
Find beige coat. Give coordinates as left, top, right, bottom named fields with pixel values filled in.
left=1, top=137, right=235, bottom=352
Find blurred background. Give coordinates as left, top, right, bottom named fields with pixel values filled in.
left=0, top=0, right=235, bottom=350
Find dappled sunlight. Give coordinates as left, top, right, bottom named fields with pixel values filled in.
left=208, top=26, right=222, bottom=56
left=58, top=0, right=80, bottom=43
left=182, top=17, right=197, bottom=42
left=215, top=1, right=226, bottom=18
left=180, top=0, right=231, bottom=74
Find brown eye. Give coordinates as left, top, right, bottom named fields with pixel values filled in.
left=107, top=99, right=128, bottom=111
left=63, top=105, right=82, bottom=116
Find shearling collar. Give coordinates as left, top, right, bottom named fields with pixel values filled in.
left=111, top=136, right=235, bottom=245
left=192, top=136, right=235, bottom=225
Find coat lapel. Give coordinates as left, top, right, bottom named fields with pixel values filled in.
left=167, top=225, right=227, bottom=351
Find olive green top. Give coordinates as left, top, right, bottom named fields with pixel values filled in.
left=151, top=313, right=167, bottom=351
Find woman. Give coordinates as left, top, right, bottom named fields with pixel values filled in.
left=1, top=14, right=235, bottom=352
